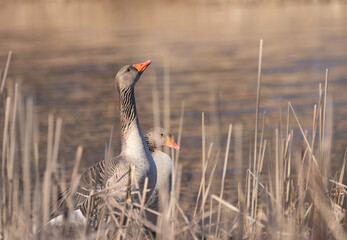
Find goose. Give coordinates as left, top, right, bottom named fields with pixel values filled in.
left=50, top=60, right=156, bottom=230
left=48, top=127, right=179, bottom=228
left=144, top=127, right=179, bottom=224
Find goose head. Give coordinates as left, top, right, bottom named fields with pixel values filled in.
left=145, top=127, right=180, bottom=152
left=115, top=60, right=151, bottom=90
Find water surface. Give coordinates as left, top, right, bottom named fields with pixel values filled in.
left=0, top=1, right=346, bottom=208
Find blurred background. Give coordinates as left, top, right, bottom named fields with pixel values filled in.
left=0, top=0, right=346, bottom=207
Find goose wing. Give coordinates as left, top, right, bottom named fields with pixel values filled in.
left=51, top=156, right=131, bottom=218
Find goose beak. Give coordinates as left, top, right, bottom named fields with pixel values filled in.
left=165, top=137, right=180, bottom=150
left=133, top=60, right=152, bottom=74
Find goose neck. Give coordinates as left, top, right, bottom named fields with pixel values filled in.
left=118, top=86, right=137, bottom=142
left=144, top=136, right=157, bottom=153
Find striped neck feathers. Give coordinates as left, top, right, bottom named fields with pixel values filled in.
left=118, top=86, right=150, bottom=160
left=119, top=86, right=137, bottom=140
left=144, top=135, right=156, bottom=153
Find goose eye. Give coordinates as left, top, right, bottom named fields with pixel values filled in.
left=127, top=68, right=130, bottom=72
left=161, top=133, right=164, bottom=137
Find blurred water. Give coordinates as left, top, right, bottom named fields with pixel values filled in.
left=0, top=1, right=347, bottom=208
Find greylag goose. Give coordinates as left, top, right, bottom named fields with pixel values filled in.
left=50, top=60, right=156, bottom=230
left=144, top=127, right=179, bottom=224
left=49, top=127, right=179, bottom=228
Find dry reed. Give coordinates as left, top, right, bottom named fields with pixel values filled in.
left=0, top=44, right=346, bottom=240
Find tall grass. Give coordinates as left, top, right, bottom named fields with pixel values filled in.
left=0, top=45, right=346, bottom=239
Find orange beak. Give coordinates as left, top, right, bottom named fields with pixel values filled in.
left=133, top=60, right=152, bottom=74
left=165, top=137, right=180, bottom=150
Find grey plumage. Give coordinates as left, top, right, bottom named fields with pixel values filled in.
left=49, top=127, right=178, bottom=230
left=144, top=127, right=178, bottom=224
left=50, top=61, right=156, bottom=231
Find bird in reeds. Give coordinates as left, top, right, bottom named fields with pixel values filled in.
left=49, top=127, right=179, bottom=231
left=144, top=127, right=179, bottom=225
left=50, top=60, right=157, bottom=231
